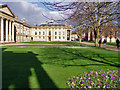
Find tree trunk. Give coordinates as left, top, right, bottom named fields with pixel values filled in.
left=79, top=37, right=82, bottom=43
left=95, top=38, right=98, bottom=47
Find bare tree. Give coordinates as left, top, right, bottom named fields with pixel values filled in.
left=42, top=1, right=120, bottom=46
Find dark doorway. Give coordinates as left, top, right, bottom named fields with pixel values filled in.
left=67, top=30, right=70, bottom=40
left=31, top=37, right=33, bottom=41
left=48, top=36, right=51, bottom=41
left=14, top=26, right=16, bottom=42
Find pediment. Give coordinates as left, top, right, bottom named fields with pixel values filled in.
left=0, top=5, right=15, bottom=17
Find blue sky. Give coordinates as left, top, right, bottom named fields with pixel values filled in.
left=1, top=0, right=68, bottom=25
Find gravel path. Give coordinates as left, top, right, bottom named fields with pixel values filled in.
left=80, top=42, right=120, bottom=52
left=15, top=46, right=89, bottom=48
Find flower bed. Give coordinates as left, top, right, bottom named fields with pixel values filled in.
left=66, top=69, right=119, bottom=89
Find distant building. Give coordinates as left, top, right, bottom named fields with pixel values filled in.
left=0, top=4, right=71, bottom=43
left=31, top=20, right=71, bottom=41
left=71, top=32, right=78, bottom=41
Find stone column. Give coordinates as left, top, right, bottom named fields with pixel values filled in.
left=9, top=21, right=12, bottom=42
left=0, top=18, right=4, bottom=43
left=5, top=19, right=9, bottom=42
left=12, top=21, right=14, bottom=42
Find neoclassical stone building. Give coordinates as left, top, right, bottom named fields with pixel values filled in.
left=31, top=20, right=71, bottom=41
left=0, top=4, right=71, bottom=44
left=0, top=4, right=15, bottom=43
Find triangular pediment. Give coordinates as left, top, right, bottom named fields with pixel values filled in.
left=0, top=5, right=15, bottom=17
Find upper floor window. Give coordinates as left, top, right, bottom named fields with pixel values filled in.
left=63, top=31, right=65, bottom=35
left=49, top=31, right=51, bottom=35
left=39, top=32, right=41, bottom=35
left=43, top=31, right=45, bottom=35
left=63, top=36, right=65, bottom=39
left=35, top=28, right=37, bottom=30
left=59, top=32, right=61, bottom=35
left=55, top=32, right=57, bottom=35
left=35, top=32, right=37, bottom=35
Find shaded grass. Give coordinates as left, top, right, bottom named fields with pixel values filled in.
left=2, top=46, right=119, bottom=88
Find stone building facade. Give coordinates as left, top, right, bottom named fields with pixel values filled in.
left=0, top=4, right=15, bottom=43
left=31, top=20, right=71, bottom=41
left=0, top=4, right=71, bottom=44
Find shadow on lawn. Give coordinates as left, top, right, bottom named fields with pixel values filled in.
left=2, top=50, right=57, bottom=89
left=62, top=49, right=120, bottom=67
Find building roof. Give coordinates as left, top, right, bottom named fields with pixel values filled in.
left=40, top=24, right=65, bottom=26
left=0, top=4, right=15, bottom=17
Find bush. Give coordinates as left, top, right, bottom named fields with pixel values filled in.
left=66, top=69, right=119, bottom=89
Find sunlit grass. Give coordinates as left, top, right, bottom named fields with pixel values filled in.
left=2, top=45, right=119, bottom=88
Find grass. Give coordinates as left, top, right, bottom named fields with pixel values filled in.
left=1, top=41, right=92, bottom=48
left=21, top=41, right=90, bottom=46
left=2, top=42, right=119, bottom=88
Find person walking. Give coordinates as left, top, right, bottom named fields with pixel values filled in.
left=103, top=39, right=107, bottom=49
left=116, top=38, right=119, bottom=49
left=98, top=39, right=102, bottom=47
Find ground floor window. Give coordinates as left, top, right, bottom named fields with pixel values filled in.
left=39, top=36, right=41, bottom=39
left=59, top=36, right=61, bottom=39
left=55, top=36, right=57, bottom=39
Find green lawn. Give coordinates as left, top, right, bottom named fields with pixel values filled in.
left=22, top=41, right=90, bottom=47
left=2, top=43, right=119, bottom=88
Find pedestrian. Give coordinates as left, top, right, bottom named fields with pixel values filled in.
left=98, top=39, right=101, bottom=47
left=103, top=39, right=107, bottom=48
left=116, top=38, right=119, bottom=49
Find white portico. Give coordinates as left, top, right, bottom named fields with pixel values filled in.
left=0, top=5, right=15, bottom=43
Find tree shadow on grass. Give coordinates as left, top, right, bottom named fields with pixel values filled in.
left=2, top=51, right=57, bottom=89
left=62, top=49, right=120, bottom=67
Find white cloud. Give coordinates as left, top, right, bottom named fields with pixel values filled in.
left=2, top=1, right=65, bottom=25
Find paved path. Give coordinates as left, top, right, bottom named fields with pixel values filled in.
left=0, top=43, right=67, bottom=46
left=80, top=42, right=120, bottom=52
left=15, top=46, right=89, bottom=48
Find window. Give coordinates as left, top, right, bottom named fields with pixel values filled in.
left=59, top=36, right=61, bottom=39
left=43, top=31, right=45, bottom=35
left=55, top=36, right=57, bottom=39
left=55, top=32, right=57, bottom=35
left=39, top=32, right=41, bottom=35
left=59, top=32, right=61, bottom=35
left=39, top=36, right=41, bottom=39
left=35, top=32, right=37, bottom=35
left=49, top=31, right=51, bottom=35
left=43, top=36, right=45, bottom=39
left=63, top=37, right=65, bottom=39
left=63, top=31, right=65, bottom=35
left=35, top=28, right=37, bottom=30
left=39, top=28, right=41, bottom=30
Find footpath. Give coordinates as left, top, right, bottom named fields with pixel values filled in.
left=80, top=42, right=120, bottom=52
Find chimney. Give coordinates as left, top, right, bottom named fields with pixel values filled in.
left=65, top=21, right=67, bottom=25
left=22, top=18, right=26, bottom=23
left=46, top=21, right=48, bottom=24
